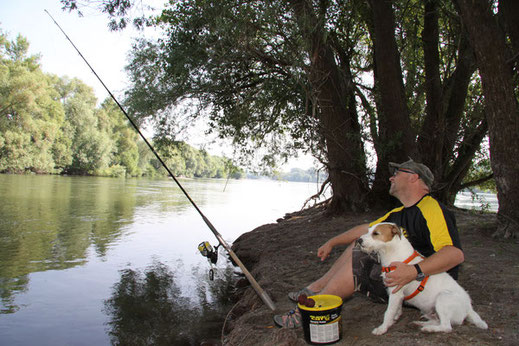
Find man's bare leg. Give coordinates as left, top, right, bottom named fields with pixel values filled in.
left=274, top=243, right=356, bottom=327
left=307, top=243, right=355, bottom=299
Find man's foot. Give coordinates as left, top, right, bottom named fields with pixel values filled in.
left=273, top=309, right=302, bottom=328
left=288, top=287, right=316, bottom=302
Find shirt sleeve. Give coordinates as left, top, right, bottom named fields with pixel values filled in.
left=369, top=206, right=404, bottom=227
left=418, top=196, right=455, bottom=251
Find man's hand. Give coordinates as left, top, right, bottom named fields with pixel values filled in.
left=384, top=262, right=417, bottom=293
left=317, top=242, right=333, bottom=261
left=315, top=223, right=369, bottom=262
left=384, top=246, right=464, bottom=293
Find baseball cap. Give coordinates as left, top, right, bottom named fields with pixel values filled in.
left=389, top=159, right=434, bottom=190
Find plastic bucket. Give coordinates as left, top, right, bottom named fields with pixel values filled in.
left=298, top=294, right=343, bottom=345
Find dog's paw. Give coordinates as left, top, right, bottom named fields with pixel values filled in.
left=372, top=325, right=388, bottom=335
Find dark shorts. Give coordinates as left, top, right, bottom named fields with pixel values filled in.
left=352, top=241, right=388, bottom=303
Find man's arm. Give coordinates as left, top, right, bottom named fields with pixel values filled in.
left=317, top=223, right=370, bottom=261
left=385, top=245, right=465, bottom=293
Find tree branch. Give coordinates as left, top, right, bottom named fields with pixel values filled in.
left=302, top=176, right=330, bottom=209
left=458, top=173, right=494, bottom=191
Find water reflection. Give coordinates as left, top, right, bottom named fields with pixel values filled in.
left=0, top=276, right=28, bottom=314
left=0, top=175, right=138, bottom=313
left=0, top=174, right=322, bottom=344
left=104, top=260, right=237, bottom=345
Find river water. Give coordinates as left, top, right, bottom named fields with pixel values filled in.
left=0, top=174, right=496, bottom=345
left=0, top=174, right=326, bottom=345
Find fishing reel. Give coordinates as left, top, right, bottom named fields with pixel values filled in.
left=198, top=241, right=220, bottom=280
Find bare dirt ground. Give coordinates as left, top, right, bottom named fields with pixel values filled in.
left=222, top=205, right=518, bottom=345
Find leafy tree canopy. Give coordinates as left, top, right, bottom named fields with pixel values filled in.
left=0, top=28, right=242, bottom=179
left=115, top=1, right=494, bottom=204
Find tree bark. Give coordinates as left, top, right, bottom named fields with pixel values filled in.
left=418, top=0, right=444, bottom=174
left=457, top=0, right=519, bottom=239
left=417, top=1, right=483, bottom=205
left=436, top=117, right=488, bottom=204
left=367, top=0, right=416, bottom=207
left=440, top=32, right=477, bottom=163
left=364, top=0, right=485, bottom=207
left=290, top=0, right=369, bottom=213
left=434, top=30, right=479, bottom=202
left=499, top=0, right=519, bottom=68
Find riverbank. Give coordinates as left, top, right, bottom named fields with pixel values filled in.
left=224, top=205, right=517, bottom=345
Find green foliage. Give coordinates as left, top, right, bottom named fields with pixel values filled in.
left=56, top=0, right=514, bottom=212
left=124, top=0, right=312, bottom=170
left=154, top=138, right=242, bottom=179
left=96, top=164, right=127, bottom=178
left=275, top=167, right=325, bottom=183
left=463, top=143, right=496, bottom=192
left=120, top=0, right=496, bottom=200
left=0, top=29, right=242, bottom=180
left=0, top=32, right=64, bottom=174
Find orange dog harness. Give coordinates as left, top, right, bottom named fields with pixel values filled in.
left=381, top=250, right=429, bottom=301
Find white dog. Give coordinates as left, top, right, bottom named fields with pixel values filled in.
left=358, top=222, right=488, bottom=335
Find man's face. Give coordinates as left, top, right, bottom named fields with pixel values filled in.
left=389, top=168, right=416, bottom=197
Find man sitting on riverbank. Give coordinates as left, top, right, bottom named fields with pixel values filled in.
left=274, top=159, right=464, bottom=328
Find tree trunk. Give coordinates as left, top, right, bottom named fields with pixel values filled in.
left=418, top=0, right=445, bottom=175
left=365, top=0, right=485, bottom=208
left=417, top=1, right=484, bottom=206
left=436, top=117, right=488, bottom=204
left=499, top=0, right=519, bottom=68
left=290, top=0, right=369, bottom=213
left=457, top=0, right=519, bottom=239
left=367, top=0, right=416, bottom=208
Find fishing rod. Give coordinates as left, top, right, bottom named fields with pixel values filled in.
left=45, top=10, right=276, bottom=311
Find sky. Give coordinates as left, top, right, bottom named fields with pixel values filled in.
left=0, top=0, right=154, bottom=101
left=0, top=0, right=315, bottom=169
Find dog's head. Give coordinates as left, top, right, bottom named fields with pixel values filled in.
left=358, top=222, right=402, bottom=254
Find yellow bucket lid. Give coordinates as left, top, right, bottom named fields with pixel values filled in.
left=297, top=294, right=343, bottom=311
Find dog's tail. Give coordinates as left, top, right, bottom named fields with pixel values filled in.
left=466, top=308, right=488, bottom=329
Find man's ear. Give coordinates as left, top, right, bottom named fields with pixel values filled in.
left=409, top=173, right=420, bottom=184
left=391, top=224, right=402, bottom=239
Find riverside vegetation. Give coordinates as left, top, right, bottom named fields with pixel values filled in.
left=0, top=30, right=241, bottom=179
left=1, top=29, right=325, bottom=183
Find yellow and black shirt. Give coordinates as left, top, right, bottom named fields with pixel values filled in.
left=369, top=195, right=462, bottom=279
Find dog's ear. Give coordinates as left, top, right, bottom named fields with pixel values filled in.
left=391, top=224, right=402, bottom=239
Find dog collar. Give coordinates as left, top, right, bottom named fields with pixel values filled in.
left=381, top=250, right=429, bottom=301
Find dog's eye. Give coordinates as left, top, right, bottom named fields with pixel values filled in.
left=373, top=231, right=379, bottom=235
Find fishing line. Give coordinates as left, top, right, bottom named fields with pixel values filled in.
left=45, top=10, right=276, bottom=311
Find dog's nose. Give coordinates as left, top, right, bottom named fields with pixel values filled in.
left=357, top=238, right=363, bottom=246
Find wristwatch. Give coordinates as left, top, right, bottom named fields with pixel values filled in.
left=414, top=264, right=426, bottom=281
